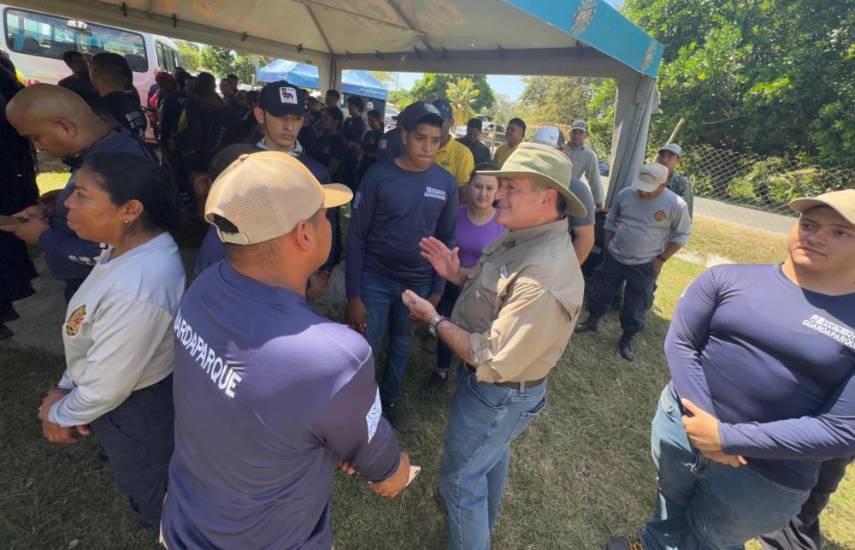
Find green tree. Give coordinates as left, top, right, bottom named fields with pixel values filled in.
left=624, top=0, right=855, bottom=167
left=175, top=40, right=202, bottom=72
left=487, top=93, right=519, bottom=125
left=518, top=76, right=600, bottom=125
left=197, top=45, right=266, bottom=84
left=408, top=73, right=494, bottom=112
left=445, top=78, right=480, bottom=124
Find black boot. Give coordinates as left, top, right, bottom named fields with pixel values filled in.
left=383, top=401, right=411, bottom=433
left=619, top=333, right=635, bottom=362
left=576, top=314, right=600, bottom=333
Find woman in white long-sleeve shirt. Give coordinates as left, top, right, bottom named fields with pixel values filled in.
left=36, top=152, right=185, bottom=529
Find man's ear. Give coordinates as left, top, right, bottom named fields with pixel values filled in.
left=254, top=106, right=265, bottom=125
left=56, top=118, right=78, bottom=139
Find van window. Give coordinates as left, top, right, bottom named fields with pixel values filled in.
left=155, top=41, right=175, bottom=72
left=4, top=7, right=148, bottom=72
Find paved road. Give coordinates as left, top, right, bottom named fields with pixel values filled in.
left=694, top=197, right=794, bottom=235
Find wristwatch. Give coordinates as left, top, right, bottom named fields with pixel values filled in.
left=428, top=315, right=448, bottom=338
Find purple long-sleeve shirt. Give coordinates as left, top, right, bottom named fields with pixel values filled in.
left=665, top=264, right=855, bottom=489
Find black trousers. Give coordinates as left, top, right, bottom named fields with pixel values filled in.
left=759, top=456, right=853, bottom=550
left=586, top=250, right=658, bottom=336
left=89, top=375, right=174, bottom=529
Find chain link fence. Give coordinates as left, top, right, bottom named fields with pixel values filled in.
left=680, top=145, right=854, bottom=217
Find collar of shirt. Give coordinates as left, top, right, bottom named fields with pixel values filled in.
left=486, top=217, right=569, bottom=253
left=257, top=137, right=303, bottom=158
left=218, top=260, right=307, bottom=307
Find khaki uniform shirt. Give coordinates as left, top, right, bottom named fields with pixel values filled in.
left=451, top=218, right=584, bottom=383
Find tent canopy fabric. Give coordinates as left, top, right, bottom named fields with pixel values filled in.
left=257, top=60, right=388, bottom=100
left=9, top=0, right=664, bottom=203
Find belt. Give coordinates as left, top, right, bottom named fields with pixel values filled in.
left=466, top=365, right=547, bottom=390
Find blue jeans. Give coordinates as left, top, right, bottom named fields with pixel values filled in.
left=362, top=272, right=430, bottom=405
left=641, top=385, right=811, bottom=550
left=439, top=364, right=548, bottom=550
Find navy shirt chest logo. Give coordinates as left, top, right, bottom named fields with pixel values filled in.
left=424, top=187, right=447, bottom=201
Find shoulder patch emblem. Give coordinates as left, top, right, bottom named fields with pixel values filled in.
left=654, top=210, right=667, bottom=222
left=65, top=305, right=86, bottom=336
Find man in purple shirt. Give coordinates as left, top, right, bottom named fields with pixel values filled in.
left=607, top=189, right=855, bottom=549
left=162, top=151, right=412, bottom=549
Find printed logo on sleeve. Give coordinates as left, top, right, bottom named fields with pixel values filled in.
left=424, top=187, right=447, bottom=201
left=366, top=389, right=382, bottom=442
left=279, top=87, right=298, bottom=105
left=803, top=314, right=855, bottom=350
left=65, top=305, right=86, bottom=336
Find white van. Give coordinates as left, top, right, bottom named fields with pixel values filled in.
left=2, top=4, right=181, bottom=100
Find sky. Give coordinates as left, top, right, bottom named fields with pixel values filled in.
left=385, top=0, right=623, bottom=102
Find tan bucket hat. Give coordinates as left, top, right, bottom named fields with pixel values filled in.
left=477, top=142, right=586, bottom=218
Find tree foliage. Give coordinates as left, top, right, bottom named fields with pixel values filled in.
left=445, top=78, right=480, bottom=124
left=624, top=0, right=855, bottom=168
left=407, top=73, right=495, bottom=112
left=518, top=76, right=600, bottom=126
left=197, top=45, right=266, bottom=85
left=175, top=40, right=202, bottom=72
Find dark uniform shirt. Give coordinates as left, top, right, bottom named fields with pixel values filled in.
left=457, top=136, right=491, bottom=166
left=99, top=91, right=147, bottom=139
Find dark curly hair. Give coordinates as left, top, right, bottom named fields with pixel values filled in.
left=80, top=153, right=182, bottom=232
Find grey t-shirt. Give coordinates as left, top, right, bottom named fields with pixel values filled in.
left=567, top=145, right=603, bottom=206
left=569, top=177, right=595, bottom=228
left=604, top=187, right=691, bottom=265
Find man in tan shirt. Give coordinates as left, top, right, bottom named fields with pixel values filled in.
left=403, top=142, right=586, bottom=550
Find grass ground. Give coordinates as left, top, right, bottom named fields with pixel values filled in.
left=1, top=204, right=851, bottom=549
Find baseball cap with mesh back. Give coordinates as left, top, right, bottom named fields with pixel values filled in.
left=204, top=151, right=352, bottom=245
left=532, top=126, right=566, bottom=150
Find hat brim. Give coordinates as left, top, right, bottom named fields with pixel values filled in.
left=476, top=169, right=587, bottom=219
left=404, top=113, right=444, bottom=131
left=263, top=105, right=306, bottom=117
left=322, top=183, right=353, bottom=208
left=631, top=178, right=662, bottom=193
left=789, top=197, right=855, bottom=224
left=658, top=147, right=681, bottom=156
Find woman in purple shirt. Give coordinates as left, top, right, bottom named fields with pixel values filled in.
left=422, top=163, right=506, bottom=393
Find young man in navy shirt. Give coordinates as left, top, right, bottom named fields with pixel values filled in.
left=607, top=189, right=855, bottom=549
left=346, top=101, right=459, bottom=431
left=194, top=81, right=341, bottom=301
left=2, top=84, right=150, bottom=301
left=163, top=151, right=412, bottom=549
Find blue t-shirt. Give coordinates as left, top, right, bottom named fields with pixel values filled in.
left=346, top=159, right=458, bottom=298
left=666, top=264, right=855, bottom=489
left=193, top=152, right=340, bottom=275
left=378, top=127, right=404, bottom=162
left=37, top=128, right=151, bottom=281
left=162, top=261, right=401, bottom=549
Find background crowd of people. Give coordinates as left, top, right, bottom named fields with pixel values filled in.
left=0, top=49, right=852, bottom=550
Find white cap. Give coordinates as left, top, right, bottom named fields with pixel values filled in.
left=531, top=126, right=566, bottom=150
left=631, top=163, right=670, bottom=192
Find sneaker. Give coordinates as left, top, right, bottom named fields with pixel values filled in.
left=605, top=537, right=644, bottom=550
left=619, top=334, right=635, bottom=362
left=384, top=401, right=411, bottom=433
left=576, top=315, right=600, bottom=333
left=420, top=371, right=447, bottom=395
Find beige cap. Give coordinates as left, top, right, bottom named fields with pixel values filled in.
left=477, top=142, right=586, bottom=218
left=205, top=151, right=352, bottom=245
left=632, top=163, right=670, bottom=192
left=790, top=189, right=855, bottom=225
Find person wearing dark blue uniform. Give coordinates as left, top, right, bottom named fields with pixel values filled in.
left=346, top=102, right=458, bottom=431
left=3, top=84, right=150, bottom=301
left=607, top=189, right=855, bottom=550
left=162, top=151, right=412, bottom=549
left=194, top=81, right=341, bottom=302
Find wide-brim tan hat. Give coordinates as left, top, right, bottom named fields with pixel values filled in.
left=205, top=151, right=352, bottom=245
left=789, top=189, right=855, bottom=225
left=477, top=142, right=586, bottom=218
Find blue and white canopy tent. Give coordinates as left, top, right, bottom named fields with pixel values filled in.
left=11, top=0, right=664, bottom=202
left=257, top=60, right=388, bottom=101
